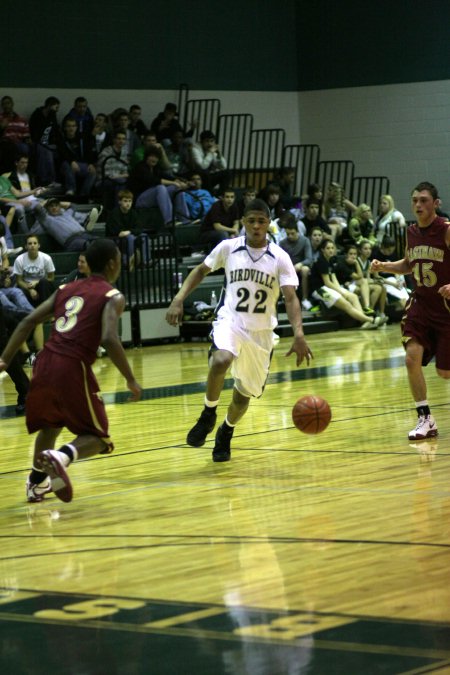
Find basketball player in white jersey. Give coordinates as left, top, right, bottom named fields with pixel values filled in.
left=166, top=198, right=313, bottom=461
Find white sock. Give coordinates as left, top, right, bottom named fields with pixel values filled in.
left=205, top=397, right=219, bottom=408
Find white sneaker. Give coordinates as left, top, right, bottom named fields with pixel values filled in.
left=302, top=299, right=313, bottom=311
left=38, top=450, right=73, bottom=503
left=6, top=246, right=23, bottom=256
left=96, top=346, right=106, bottom=358
left=26, top=478, right=52, bottom=503
left=85, top=207, right=99, bottom=231
left=408, top=415, right=438, bottom=441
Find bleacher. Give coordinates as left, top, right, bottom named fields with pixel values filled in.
left=6, top=83, right=401, bottom=345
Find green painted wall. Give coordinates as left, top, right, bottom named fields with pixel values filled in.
left=2, top=0, right=450, bottom=92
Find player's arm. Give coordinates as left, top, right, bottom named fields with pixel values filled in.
left=101, top=293, right=141, bottom=401
left=0, top=292, right=57, bottom=370
left=166, top=262, right=212, bottom=326
left=281, top=285, right=313, bottom=367
left=371, top=246, right=412, bottom=275
left=437, top=226, right=450, bottom=298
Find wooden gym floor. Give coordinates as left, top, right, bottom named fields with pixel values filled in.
left=0, top=324, right=449, bottom=674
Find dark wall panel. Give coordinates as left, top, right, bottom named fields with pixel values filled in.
left=296, top=0, right=450, bottom=90
left=2, top=0, right=298, bottom=91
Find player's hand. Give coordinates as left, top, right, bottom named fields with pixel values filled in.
left=370, top=259, right=383, bottom=273
left=285, top=335, right=313, bottom=367
left=166, top=299, right=184, bottom=326
left=0, top=359, right=7, bottom=373
left=438, top=284, right=450, bottom=299
left=127, top=379, right=142, bottom=401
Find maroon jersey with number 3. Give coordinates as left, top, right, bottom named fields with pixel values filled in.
left=46, top=275, right=120, bottom=364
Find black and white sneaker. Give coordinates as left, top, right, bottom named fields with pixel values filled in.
left=186, top=409, right=217, bottom=447
left=212, top=423, right=234, bottom=462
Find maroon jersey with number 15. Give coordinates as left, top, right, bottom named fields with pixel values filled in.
left=406, top=216, right=450, bottom=322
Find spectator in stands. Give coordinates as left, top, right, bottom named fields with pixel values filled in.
left=0, top=95, right=31, bottom=155
left=357, top=239, right=388, bottom=321
left=64, top=252, right=89, bottom=282
left=308, top=238, right=381, bottom=329
left=96, top=131, right=129, bottom=209
left=236, top=185, right=256, bottom=220
left=130, top=132, right=171, bottom=170
left=105, top=189, right=151, bottom=268
left=375, top=194, right=406, bottom=244
left=335, top=244, right=386, bottom=319
left=347, top=204, right=376, bottom=245
left=198, top=187, right=239, bottom=253
left=165, top=130, right=190, bottom=175
left=272, top=167, right=299, bottom=208
left=371, top=234, right=410, bottom=307
left=128, top=104, right=148, bottom=139
left=8, top=154, right=38, bottom=193
left=91, top=113, right=111, bottom=155
left=300, top=198, right=332, bottom=237
left=0, top=172, right=45, bottom=233
left=58, top=118, right=97, bottom=198
left=129, top=146, right=190, bottom=226
left=13, top=234, right=56, bottom=354
left=113, top=112, right=141, bottom=161
left=279, top=220, right=313, bottom=307
left=257, top=183, right=284, bottom=220
left=63, top=96, right=94, bottom=136
left=184, top=173, right=216, bottom=221
left=0, top=303, right=29, bottom=415
left=33, top=199, right=99, bottom=252
left=150, top=102, right=196, bottom=144
left=0, top=210, right=17, bottom=252
left=309, top=225, right=326, bottom=264
left=29, top=96, right=61, bottom=185
left=323, top=181, right=357, bottom=239
left=188, top=130, right=230, bottom=194
left=305, top=183, right=324, bottom=216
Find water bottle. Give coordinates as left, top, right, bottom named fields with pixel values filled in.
left=210, top=290, right=217, bottom=308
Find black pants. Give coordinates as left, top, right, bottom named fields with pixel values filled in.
left=0, top=305, right=29, bottom=406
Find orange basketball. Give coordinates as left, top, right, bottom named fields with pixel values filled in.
left=292, top=395, right=331, bottom=434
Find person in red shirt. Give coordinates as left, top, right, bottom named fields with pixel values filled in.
left=0, top=238, right=142, bottom=503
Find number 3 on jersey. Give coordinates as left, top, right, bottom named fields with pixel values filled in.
left=55, top=296, right=85, bottom=333
left=412, top=262, right=437, bottom=287
left=235, top=287, right=268, bottom=313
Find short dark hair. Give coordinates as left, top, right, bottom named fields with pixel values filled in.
left=200, top=130, right=216, bottom=142
left=44, top=96, right=60, bottom=107
left=144, top=145, right=162, bottom=160
left=85, top=239, right=119, bottom=274
left=164, top=102, right=177, bottom=113
left=278, top=211, right=297, bottom=229
left=306, top=198, right=321, bottom=208
left=243, top=199, right=270, bottom=218
left=381, top=234, right=396, bottom=248
left=412, top=181, right=439, bottom=200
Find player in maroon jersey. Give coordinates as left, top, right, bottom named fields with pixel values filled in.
left=0, top=238, right=142, bottom=503
left=371, top=182, right=450, bottom=441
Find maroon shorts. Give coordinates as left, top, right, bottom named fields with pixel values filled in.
left=26, top=350, right=113, bottom=452
left=401, top=297, right=450, bottom=370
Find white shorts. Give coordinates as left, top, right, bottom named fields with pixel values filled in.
left=211, top=316, right=274, bottom=398
left=312, top=286, right=341, bottom=309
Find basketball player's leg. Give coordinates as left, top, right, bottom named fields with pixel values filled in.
left=405, top=338, right=437, bottom=440
left=187, top=342, right=235, bottom=447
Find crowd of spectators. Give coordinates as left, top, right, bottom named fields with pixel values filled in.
left=0, top=91, right=420, bottom=346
